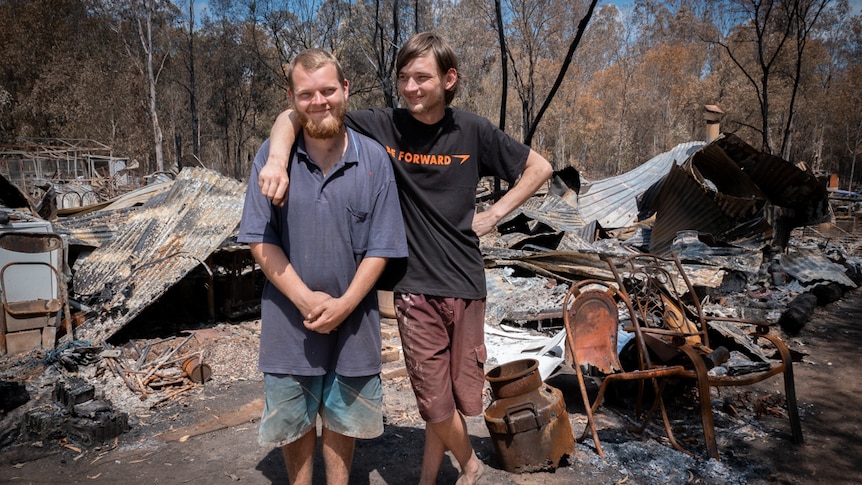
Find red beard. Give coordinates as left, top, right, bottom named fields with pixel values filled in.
left=296, top=100, right=347, bottom=139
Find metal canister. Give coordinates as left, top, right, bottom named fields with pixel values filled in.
left=182, top=356, right=212, bottom=383
left=486, top=357, right=543, bottom=399
left=483, top=359, right=575, bottom=473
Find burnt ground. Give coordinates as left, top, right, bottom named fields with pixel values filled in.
left=1, top=288, right=861, bottom=485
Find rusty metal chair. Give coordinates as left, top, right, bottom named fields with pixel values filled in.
left=562, top=279, right=687, bottom=457
left=605, top=253, right=803, bottom=459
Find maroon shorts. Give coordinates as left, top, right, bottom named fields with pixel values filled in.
left=394, top=293, right=486, bottom=423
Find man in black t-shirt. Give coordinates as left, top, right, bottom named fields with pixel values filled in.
left=259, top=33, right=552, bottom=485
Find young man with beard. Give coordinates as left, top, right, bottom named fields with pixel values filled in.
left=237, top=48, right=407, bottom=485
left=258, top=33, right=553, bottom=485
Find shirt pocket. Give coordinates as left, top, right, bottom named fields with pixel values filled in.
left=346, top=204, right=371, bottom=254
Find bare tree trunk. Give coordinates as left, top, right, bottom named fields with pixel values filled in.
left=369, top=0, right=398, bottom=107
left=712, top=0, right=797, bottom=155
left=414, top=0, right=422, bottom=33
left=494, top=0, right=507, bottom=132
left=759, top=73, right=771, bottom=153
left=812, top=123, right=823, bottom=173
left=493, top=0, right=507, bottom=193
left=848, top=118, right=862, bottom=194
left=525, top=0, right=598, bottom=146
left=780, top=0, right=828, bottom=160
left=188, top=0, right=200, bottom=160
left=138, top=0, right=164, bottom=172
left=615, top=59, right=631, bottom=175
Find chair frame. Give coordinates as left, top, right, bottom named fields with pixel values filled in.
left=605, top=252, right=803, bottom=459
left=563, top=278, right=687, bottom=457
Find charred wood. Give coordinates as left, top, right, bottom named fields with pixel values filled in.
left=811, top=283, right=845, bottom=306
left=778, top=293, right=818, bottom=335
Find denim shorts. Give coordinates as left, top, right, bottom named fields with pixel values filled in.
left=258, top=372, right=383, bottom=447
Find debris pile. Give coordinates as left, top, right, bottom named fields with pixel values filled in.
left=100, top=333, right=212, bottom=405
left=27, top=376, right=130, bottom=446
left=3, top=346, right=131, bottom=449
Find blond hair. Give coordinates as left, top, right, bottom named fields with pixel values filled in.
left=286, top=49, right=345, bottom=92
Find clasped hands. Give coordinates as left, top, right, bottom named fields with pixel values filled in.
left=299, top=290, right=353, bottom=335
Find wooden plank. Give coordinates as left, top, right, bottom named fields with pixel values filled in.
left=155, top=398, right=263, bottom=442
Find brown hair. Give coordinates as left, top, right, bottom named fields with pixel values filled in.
left=396, top=32, right=460, bottom=105
left=286, top=49, right=345, bottom=92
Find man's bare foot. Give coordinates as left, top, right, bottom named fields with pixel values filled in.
left=455, top=452, right=484, bottom=485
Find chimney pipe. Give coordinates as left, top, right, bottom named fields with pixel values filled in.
left=704, top=104, right=723, bottom=143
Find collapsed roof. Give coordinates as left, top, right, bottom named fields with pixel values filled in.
left=59, top=168, right=245, bottom=343
left=505, top=133, right=830, bottom=257
left=645, top=133, right=830, bottom=254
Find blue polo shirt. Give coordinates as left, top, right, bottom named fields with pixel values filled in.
left=238, top=129, right=407, bottom=376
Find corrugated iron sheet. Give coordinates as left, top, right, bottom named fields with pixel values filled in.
left=557, top=232, right=598, bottom=251
left=687, top=142, right=765, bottom=217
left=490, top=134, right=825, bottom=260
left=648, top=163, right=723, bottom=254
left=515, top=194, right=586, bottom=233
left=54, top=182, right=175, bottom=247
left=574, top=141, right=705, bottom=229
left=720, top=134, right=831, bottom=234
left=717, top=134, right=828, bottom=210
left=647, top=134, right=830, bottom=254
left=57, top=181, right=173, bottom=217
left=781, top=249, right=857, bottom=288
left=649, top=162, right=763, bottom=254
left=72, top=167, right=246, bottom=343
left=54, top=207, right=140, bottom=247
left=493, top=194, right=586, bottom=251
left=648, top=135, right=781, bottom=254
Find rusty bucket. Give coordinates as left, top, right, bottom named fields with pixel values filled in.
left=483, top=359, right=575, bottom=473
left=182, top=356, right=212, bottom=383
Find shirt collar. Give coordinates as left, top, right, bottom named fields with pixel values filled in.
left=295, top=127, right=359, bottom=171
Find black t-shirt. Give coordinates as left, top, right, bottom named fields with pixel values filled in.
left=345, top=107, right=530, bottom=299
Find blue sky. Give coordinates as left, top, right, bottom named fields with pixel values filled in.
left=193, top=0, right=862, bottom=22
left=608, top=0, right=862, bottom=17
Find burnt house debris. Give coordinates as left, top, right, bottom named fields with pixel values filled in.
left=645, top=133, right=830, bottom=254
left=0, top=164, right=256, bottom=353
left=65, top=167, right=246, bottom=344
left=478, top=133, right=857, bottom=460
left=0, top=138, right=137, bottom=220
left=27, top=374, right=131, bottom=447
left=0, top=130, right=859, bottom=461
